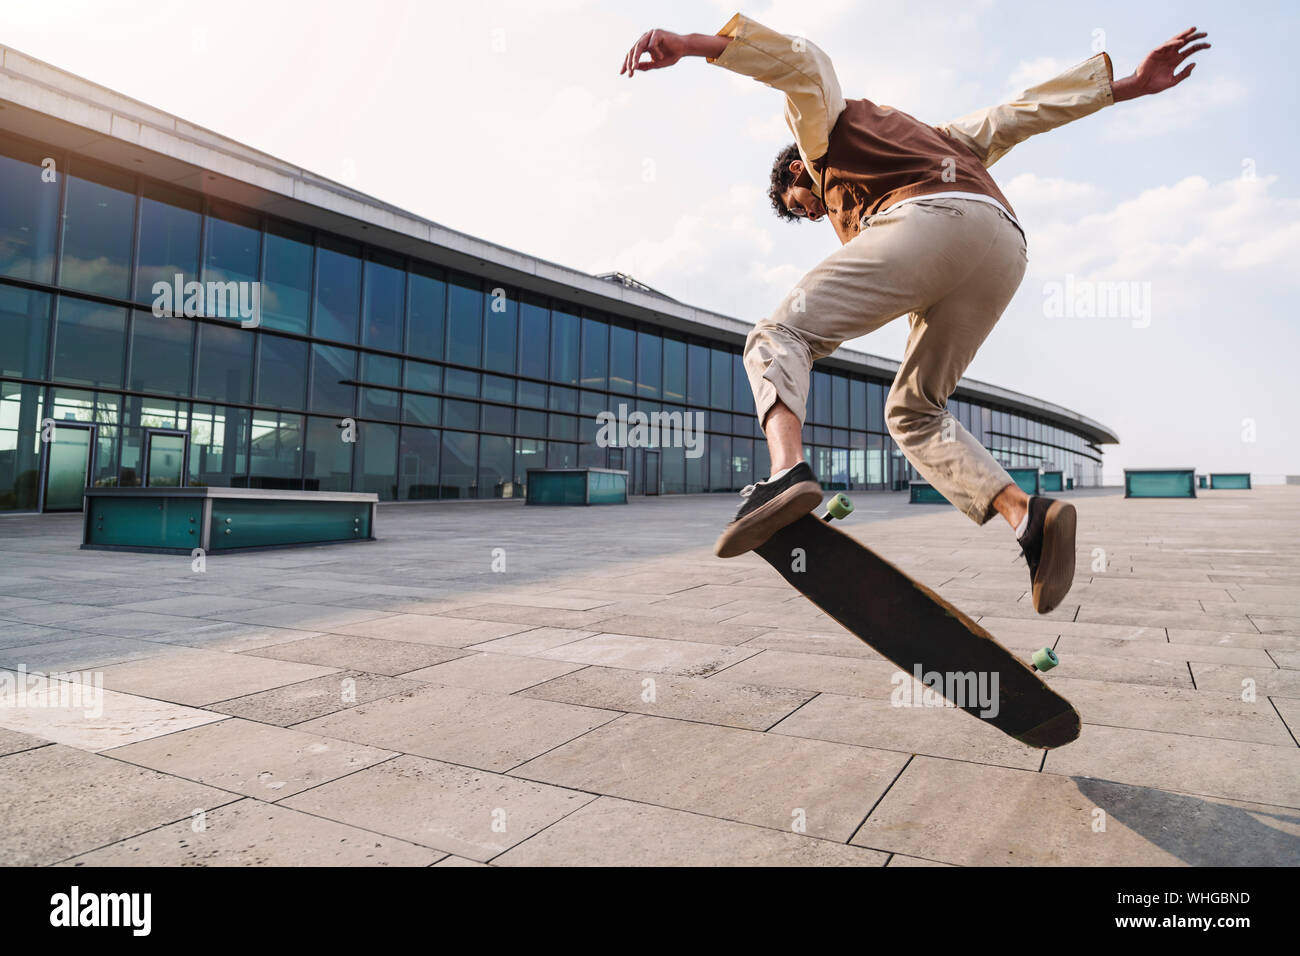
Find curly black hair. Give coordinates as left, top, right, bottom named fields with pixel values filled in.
left=767, top=142, right=804, bottom=222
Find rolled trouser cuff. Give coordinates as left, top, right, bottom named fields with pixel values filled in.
left=744, top=322, right=813, bottom=427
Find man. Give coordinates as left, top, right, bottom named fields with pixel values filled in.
left=620, top=14, right=1207, bottom=613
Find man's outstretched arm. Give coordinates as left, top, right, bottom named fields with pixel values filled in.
left=620, top=14, right=847, bottom=171
left=941, top=27, right=1210, bottom=168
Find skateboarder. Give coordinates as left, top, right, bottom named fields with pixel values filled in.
left=621, top=15, right=1208, bottom=613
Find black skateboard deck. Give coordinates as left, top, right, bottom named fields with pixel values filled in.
left=754, top=507, right=1080, bottom=748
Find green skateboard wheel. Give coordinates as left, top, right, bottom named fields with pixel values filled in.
left=1032, top=647, right=1059, bottom=672
left=827, top=493, right=854, bottom=519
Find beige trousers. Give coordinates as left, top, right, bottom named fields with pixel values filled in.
left=743, top=197, right=1027, bottom=524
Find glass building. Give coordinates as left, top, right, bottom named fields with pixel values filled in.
left=0, top=51, right=1115, bottom=513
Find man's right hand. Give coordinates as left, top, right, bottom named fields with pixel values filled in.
left=620, top=29, right=729, bottom=77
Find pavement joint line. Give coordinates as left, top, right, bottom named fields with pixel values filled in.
left=45, top=792, right=247, bottom=868
left=846, top=753, right=916, bottom=847
left=1265, top=697, right=1300, bottom=749
left=1185, top=661, right=1198, bottom=690
left=759, top=691, right=824, bottom=733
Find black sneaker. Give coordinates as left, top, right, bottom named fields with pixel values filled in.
left=1017, top=495, right=1078, bottom=614
left=714, top=461, right=824, bottom=558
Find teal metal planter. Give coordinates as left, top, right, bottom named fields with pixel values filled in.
left=1007, top=467, right=1041, bottom=495
left=1209, top=473, right=1251, bottom=490
left=1124, top=469, right=1196, bottom=499
left=1041, top=470, right=1063, bottom=492
left=82, top=487, right=378, bottom=554
left=526, top=468, right=628, bottom=505
left=908, top=482, right=949, bottom=504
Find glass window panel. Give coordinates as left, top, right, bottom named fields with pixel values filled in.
left=517, top=409, right=546, bottom=438
left=0, top=141, right=59, bottom=284
left=518, top=299, right=548, bottom=379
left=195, top=322, right=253, bottom=403
left=662, top=337, right=686, bottom=403
left=135, top=184, right=201, bottom=306
left=709, top=434, right=731, bottom=491
left=732, top=436, right=754, bottom=489
left=402, top=392, right=441, bottom=427
left=399, top=426, right=440, bottom=499
left=580, top=317, right=608, bottom=390
left=0, top=382, right=43, bottom=510
left=53, top=299, right=126, bottom=388
left=548, top=385, right=577, bottom=413
left=360, top=352, right=400, bottom=388
left=687, top=343, right=709, bottom=406
left=710, top=348, right=731, bottom=409
left=446, top=276, right=483, bottom=367
left=309, top=344, right=356, bottom=416
left=404, top=360, right=442, bottom=394
left=0, top=284, right=51, bottom=378
left=548, top=414, right=578, bottom=441
left=129, top=310, right=192, bottom=396
left=256, top=335, right=307, bottom=410
left=61, top=161, right=136, bottom=298
left=850, top=379, right=867, bottom=430
left=304, top=416, right=353, bottom=491
left=609, top=323, right=635, bottom=395
left=478, top=434, right=514, bottom=498
left=360, top=387, right=400, bottom=422
left=202, top=203, right=261, bottom=322
left=517, top=379, right=546, bottom=408
left=832, top=375, right=849, bottom=427
left=362, top=254, right=405, bottom=352
left=406, top=265, right=446, bottom=360
left=546, top=442, right=577, bottom=469
left=483, top=287, right=517, bottom=374
left=248, top=411, right=303, bottom=487
left=482, top=374, right=513, bottom=404
left=260, top=220, right=313, bottom=335
left=550, top=309, right=579, bottom=385
left=514, top=438, right=545, bottom=491
left=481, top=403, right=512, bottom=434
left=357, top=421, right=398, bottom=499
left=809, top=370, right=829, bottom=423
left=869, top=382, right=885, bottom=432
left=445, top=368, right=479, bottom=398
left=440, top=431, right=477, bottom=499
left=636, top=330, right=661, bottom=398
left=732, top=353, right=752, bottom=415
left=188, top=404, right=250, bottom=488
left=313, top=238, right=362, bottom=343
left=443, top=399, right=478, bottom=430
left=580, top=390, right=606, bottom=416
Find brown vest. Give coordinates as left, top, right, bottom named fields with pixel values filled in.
left=810, top=98, right=1017, bottom=245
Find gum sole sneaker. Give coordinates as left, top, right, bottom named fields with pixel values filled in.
left=1019, top=496, right=1077, bottom=614
left=714, top=461, right=823, bottom=558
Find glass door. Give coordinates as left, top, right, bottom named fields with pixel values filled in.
left=41, top=423, right=95, bottom=512
left=644, top=450, right=660, bottom=496
left=143, top=429, right=189, bottom=487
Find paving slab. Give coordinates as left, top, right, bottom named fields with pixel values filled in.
left=209, top=671, right=426, bottom=726
left=1189, top=663, right=1300, bottom=698
left=535, top=632, right=759, bottom=677
left=240, top=633, right=470, bottom=676
left=90, top=646, right=339, bottom=706
left=591, top=614, right=771, bottom=645
left=280, top=754, right=594, bottom=862
left=298, top=683, right=619, bottom=772
left=0, top=744, right=233, bottom=866
left=57, top=798, right=444, bottom=866
left=400, top=652, right=585, bottom=693
left=511, top=713, right=909, bottom=841
left=709, top=649, right=904, bottom=698
left=494, top=796, right=889, bottom=867
left=1044, top=724, right=1300, bottom=808
left=466, top=626, right=597, bottom=656
left=330, top=613, right=531, bottom=647
left=518, top=665, right=814, bottom=731
left=852, top=755, right=1300, bottom=866
left=106, top=717, right=397, bottom=799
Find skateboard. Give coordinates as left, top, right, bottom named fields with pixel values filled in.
left=754, top=494, right=1080, bottom=748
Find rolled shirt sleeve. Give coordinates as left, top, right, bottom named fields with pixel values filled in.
left=939, top=53, right=1116, bottom=168
left=707, top=12, right=847, bottom=175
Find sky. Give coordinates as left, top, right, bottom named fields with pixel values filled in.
left=4, top=0, right=1297, bottom=481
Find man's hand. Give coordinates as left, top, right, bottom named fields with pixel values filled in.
left=1112, top=27, right=1210, bottom=101
left=620, top=29, right=730, bottom=77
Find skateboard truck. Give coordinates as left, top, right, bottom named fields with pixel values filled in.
left=818, top=492, right=1061, bottom=675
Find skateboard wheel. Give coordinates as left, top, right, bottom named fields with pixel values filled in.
left=1032, top=647, right=1059, bottom=672
left=827, top=493, right=854, bottom=519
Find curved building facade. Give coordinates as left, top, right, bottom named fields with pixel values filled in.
left=0, top=45, right=1115, bottom=512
